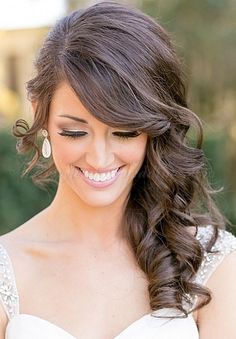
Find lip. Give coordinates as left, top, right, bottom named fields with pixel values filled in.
left=75, top=166, right=124, bottom=189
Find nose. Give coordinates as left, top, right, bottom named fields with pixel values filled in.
left=85, top=137, right=115, bottom=171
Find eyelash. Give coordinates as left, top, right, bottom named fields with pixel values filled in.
left=57, top=130, right=141, bottom=139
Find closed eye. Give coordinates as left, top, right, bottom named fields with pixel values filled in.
left=58, top=130, right=141, bottom=139
left=112, top=131, right=141, bottom=139
left=58, top=130, right=87, bottom=138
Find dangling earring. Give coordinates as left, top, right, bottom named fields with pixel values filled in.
left=41, top=129, right=51, bottom=158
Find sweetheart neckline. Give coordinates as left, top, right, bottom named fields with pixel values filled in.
left=6, top=312, right=153, bottom=339
left=6, top=309, right=196, bottom=339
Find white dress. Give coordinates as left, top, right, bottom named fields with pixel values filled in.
left=0, top=225, right=236, bottom=339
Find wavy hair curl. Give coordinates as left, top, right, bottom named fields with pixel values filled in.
left=13, top=1, right=225, bottom=315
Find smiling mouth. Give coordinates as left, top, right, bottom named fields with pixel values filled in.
left=76, top=166, right=123, bottom=182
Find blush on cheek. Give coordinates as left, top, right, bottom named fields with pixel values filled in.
left=123, top=141, right=147, bottom=164
left=53, top=140, right=83, bottom=162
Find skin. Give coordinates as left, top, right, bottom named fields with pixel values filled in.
left=44, top=81, right=148, bottom=246
left=0, top=81, right=235, bottom=338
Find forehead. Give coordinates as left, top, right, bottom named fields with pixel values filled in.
left=50, top=81, right=90, bottom=118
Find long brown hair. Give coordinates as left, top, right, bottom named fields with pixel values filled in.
left=13, top=1, right=225, bottom=315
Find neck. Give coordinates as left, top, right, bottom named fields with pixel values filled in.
left=43, top=178, right=129, bottom=249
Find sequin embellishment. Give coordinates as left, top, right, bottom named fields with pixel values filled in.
left=194, top=225, right=236, bottom=286
left=186, top=225, right=236, bottom=310
left=0, top=245, right=19, bottom=319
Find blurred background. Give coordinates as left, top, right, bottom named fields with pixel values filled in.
left=0, top=0, right=235, bottom=235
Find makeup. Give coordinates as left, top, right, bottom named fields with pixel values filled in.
left=75, top=166, right=124, bottom=189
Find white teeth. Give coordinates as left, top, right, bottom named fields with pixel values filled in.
left=80, top=168, right=119, bottom=182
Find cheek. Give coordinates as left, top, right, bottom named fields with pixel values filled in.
left=51, top=138, right=83, bottom=166
left=119, top=139, right=147, bottom=167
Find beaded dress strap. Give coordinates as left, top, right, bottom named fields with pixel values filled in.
left=0, top=244, right=20, bottom=319
left=194, top=225, right=236, bottom=286
left=186, top=225, right=236, bottom=312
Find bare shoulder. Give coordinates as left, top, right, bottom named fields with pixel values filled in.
left=0, top=221, right=31, bottom=254
left=197, top=242, right=236, bottom=339
left=0, top=207, right=52, bottom=290
left=0, top=206, right=52, bottom=254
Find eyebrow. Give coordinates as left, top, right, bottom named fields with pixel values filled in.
left=58, top=114, right=88, bottom=124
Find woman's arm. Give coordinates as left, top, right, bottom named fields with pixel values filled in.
left=0, top=305, right=8, bottom=339
left=197, top=251, right=236, bottom=339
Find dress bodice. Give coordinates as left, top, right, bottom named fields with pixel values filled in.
left=0, top=225, right=236, bottom=339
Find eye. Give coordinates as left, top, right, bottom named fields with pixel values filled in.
left=57, top=130, right=87, bottom=138
left=113, top=131, right=141, bottom=139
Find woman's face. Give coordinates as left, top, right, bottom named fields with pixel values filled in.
left=47, top=81, right=148, bottom=207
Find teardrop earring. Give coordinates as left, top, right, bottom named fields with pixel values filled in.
left=41, top=129, right=51, bottom=158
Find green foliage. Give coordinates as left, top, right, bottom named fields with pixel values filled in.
left=0, top=130, right=56, bottom=235
left=203, top=132, right=236, bottom=228
left=141, top=0, right=236, bottom=119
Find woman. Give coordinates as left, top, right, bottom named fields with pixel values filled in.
left=0, top=1, right=235, bottom=338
